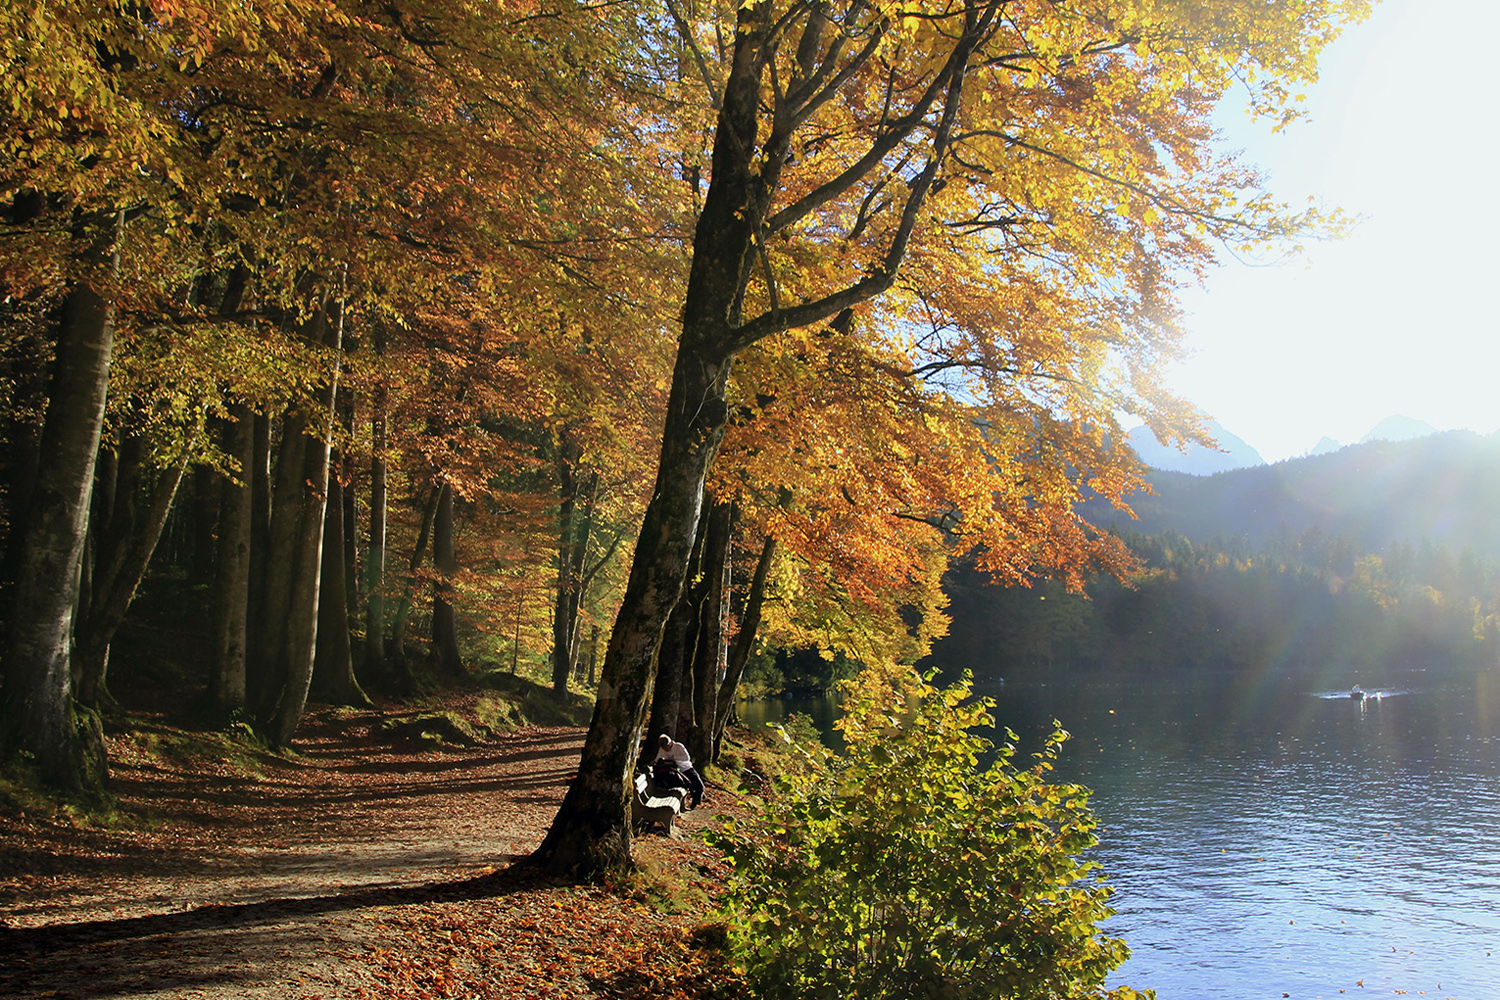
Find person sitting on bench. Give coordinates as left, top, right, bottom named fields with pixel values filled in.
left=652, top=733, right=706, bottom=809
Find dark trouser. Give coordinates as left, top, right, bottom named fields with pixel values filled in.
left=654, top=761, right=705, bottom=807
left=683, top=765, right=705, bottom=807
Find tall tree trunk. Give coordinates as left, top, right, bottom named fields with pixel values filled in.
left=551, top=448, right=598, bottom=695
left=207, top=405, right=255, bottom=717
left=244, top=410, right=273, bottom=702
left=534, top=1, right=771, bottom=874
left=75, top=424, right=199, bottom=709
left=312, top=464, right=368, bottom=706
left=264, top=304, right=342, bottom=746
left=534, top=344, right=732, bottom=874
left=645, top=593, right=696, bottom=765
left=586, top=625, right=599, bottom=686
left=713, top=535, right=776, bottom=762
left=431, top=480, right=464, bottom=676
left=388, top=484, right=438, bottom=692
left=188, top=464, right=218, bottom=585
left=550, top=448, right=579, bottom=695
left=2, top=210, right=122, bottom=794
left=254, top=411, right=309, bottom=716
left=532, top=0, right=968, bottom=874
left=364, top=383, right=388, bottom=679
left=77, top=432, right=142, bottom=698
left=339, top=401, right=360, bottom=608
left=687, top=500, right=735, bottom=764
left=646, top=518, right=707, bottom=759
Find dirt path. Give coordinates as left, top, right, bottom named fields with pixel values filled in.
left=0, top=703, right=731, bottom=1000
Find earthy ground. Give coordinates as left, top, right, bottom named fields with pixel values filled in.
left=0, top=700, right=739, bottom=1000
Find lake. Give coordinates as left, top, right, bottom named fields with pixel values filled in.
left=741, top=670, right=1500, bottom=999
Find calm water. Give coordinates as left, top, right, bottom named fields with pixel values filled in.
left=743, top=671, right=1500, bottom=999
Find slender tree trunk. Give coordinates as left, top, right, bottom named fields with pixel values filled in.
left=2, top=210, right=122, bottom=794
left=207, top=405, right=255, bottom=717
left=244, top=410, right=273, bottom=702
left=189, top=464, right=218, bottom=585
left=76, top=432, right=142, bottom=702
left=0, top=318, right=50, bottom=608
left=688, top=501, right=735, bottom=764
left=364, top=385, right=388, bottom=678
left=388, top=485, right=438, bottom=691
left=713, top=535, right=776, bottom=761
left=646, top=594, right=695, bottom=765
left=75, top=424, right=198, bottom=709
left=552, top=451, right=597, bottom=695
left=312, top=465, right=368, bottom=706
left=339, top=402, right=360, bottom=608
left=431, top=480, right=464, bottom=676
left=551, top=450, right=579, bottom=694
left=586, top=625, right=599, bottom=686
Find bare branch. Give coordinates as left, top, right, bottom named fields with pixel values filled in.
left=664, top=0, right=724, bottom=109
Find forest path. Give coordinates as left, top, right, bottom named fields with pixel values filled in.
left=0, top=700, right=724, bottom=999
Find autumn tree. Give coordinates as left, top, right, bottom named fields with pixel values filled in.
left=536, top=0, right=1366, bottom=875
left=4, top=0, right=681, bottom=782
left=0, top=0, right=288, bottom=791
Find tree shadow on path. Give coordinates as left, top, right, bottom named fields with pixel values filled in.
left=0, top=861, right=551, bottom=999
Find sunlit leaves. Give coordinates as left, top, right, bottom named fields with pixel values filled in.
left=714, top=668, right=1148, bottom=999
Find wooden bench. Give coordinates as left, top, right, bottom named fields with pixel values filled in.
left=632, top=773, right=687, bottom=838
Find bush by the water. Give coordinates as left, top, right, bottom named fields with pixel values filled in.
left=712, top=669, right=1152, bottom=999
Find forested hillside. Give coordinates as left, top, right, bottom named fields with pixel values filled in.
left=934, top=432, right=1500, bottom=682
left=1087, top=431, right=1500, bottom=556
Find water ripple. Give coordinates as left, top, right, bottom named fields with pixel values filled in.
left=993, top=675, right=1500, bottom=999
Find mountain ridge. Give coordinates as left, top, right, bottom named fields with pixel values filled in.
left=1092, top=429, right=1500, bottom=558
left=1129, top=414, right=1449, bottom=475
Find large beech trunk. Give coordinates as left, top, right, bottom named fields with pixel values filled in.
left=263, top=305, right=342, bottom=746
left=534, top=348, right=732, bottom=874
left=534, top=9, right=762, bottom=873
left=256, top=411, right=309, bottom=713
left=207, top=405, right=255, bottom=717
left=2, top=212, right=121, bottom=793
left=203, top=266, right=255, bottom=718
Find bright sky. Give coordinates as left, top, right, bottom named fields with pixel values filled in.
left=1168, top=0, right=1500, bottom=464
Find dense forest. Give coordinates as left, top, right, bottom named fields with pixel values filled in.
left=0, top=0, right=1375, bottom=899
left=933, top=432, right=1500, bottom=685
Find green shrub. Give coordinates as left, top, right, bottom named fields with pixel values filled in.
left=711, top=670, right=1152, bottom=1000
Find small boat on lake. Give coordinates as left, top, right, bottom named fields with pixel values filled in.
left=1350, top=685, right=1367, bottom=701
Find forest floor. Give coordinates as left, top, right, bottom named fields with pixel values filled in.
left=0, top=693, right=747, bottom=1000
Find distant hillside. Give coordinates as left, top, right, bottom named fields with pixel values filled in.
left=1088, top=430, right=1500, bottom=558
left=1126, top=419, right=1264, bottom=475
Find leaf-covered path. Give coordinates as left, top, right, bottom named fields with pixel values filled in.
left=0, top=701, right=731, bottom=999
